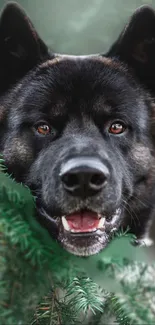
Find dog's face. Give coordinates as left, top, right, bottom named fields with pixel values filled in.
left=0, top=3, right=155, bottom=256
left=4, top=55, right=153, bottom=256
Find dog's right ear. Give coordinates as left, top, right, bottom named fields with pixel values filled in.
left=0, top=2, right=50, bottom=92
left=106, top=5, right=155, bottom=94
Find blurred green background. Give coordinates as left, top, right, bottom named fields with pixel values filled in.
left=1, top=0, right=155, bottom=54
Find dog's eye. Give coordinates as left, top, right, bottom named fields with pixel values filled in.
left=36, top=124, right=51, bottom=135
left=108, top=121, right=126, bottom=135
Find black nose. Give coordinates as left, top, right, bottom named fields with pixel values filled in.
left=60, top=158, right=109, bottom=197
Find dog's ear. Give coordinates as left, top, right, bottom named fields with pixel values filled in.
left=0, top=2, right=50, bottom=92
left=107, top=5, right=155, bottom=93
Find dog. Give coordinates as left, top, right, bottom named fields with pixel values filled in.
left=0, top=3, right=155, bottom=256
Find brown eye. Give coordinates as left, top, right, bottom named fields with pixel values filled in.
left=36, top=124, right=51, bottom=135
left=109, top=121, right=126, bottom=135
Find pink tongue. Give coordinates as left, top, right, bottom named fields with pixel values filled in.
left=66, top=211, right=99, bottom=232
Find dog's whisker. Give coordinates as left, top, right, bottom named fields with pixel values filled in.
left=122, top=198, right=139, bottom=226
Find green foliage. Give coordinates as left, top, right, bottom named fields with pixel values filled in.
left=32, top=278, right=104, bottom=325
left=0, top=159, right=155, bottom=325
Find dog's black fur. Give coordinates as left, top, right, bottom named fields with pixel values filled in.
left=0, top=3, right=155, bottom=256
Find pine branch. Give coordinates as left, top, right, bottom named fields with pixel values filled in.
left=112, top=263, right=155, bottom=324
left=64, top=277, right=103, bottom=314
left=31, top=277, right=104, bottom=325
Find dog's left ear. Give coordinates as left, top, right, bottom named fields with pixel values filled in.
left=0, top=2, right=50, bottom=92
left=106, top=5, right=155, bottom=93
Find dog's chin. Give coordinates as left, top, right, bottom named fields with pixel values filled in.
left=59, top=230, right=110, bottom=256
left=37, top=207, right=122, bottom=256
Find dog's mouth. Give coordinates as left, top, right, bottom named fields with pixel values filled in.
left=62, top=211, right=105, bottom=233
left=37, top=206, right=122, bottom=256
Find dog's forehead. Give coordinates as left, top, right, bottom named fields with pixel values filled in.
left=35, top=54, right=134, bottom=99
left=36, top=54, right=139, bottom=101
left=10, top=53, right=145, bottom=124
left=36, top=54, right=140, bottom=110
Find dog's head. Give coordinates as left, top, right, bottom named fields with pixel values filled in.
left=1, top=3, right=155, bottom=256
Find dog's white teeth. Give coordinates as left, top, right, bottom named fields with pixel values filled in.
left=62, top=216, right=70, bottom=231
left=97, top=213, right=102, bottom=219
left=70, top=228, right=96, bottom=233
left=97, top=217, right=105, bottom=228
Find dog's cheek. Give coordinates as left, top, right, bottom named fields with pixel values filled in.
left=0, top=105, right=6, bottom=122
left=0, top=106, right=7, bottom=145
left=3, top=136, right=34, bottom=168
left=130, top=143, right=152, bottom=174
